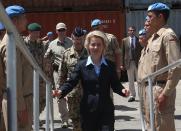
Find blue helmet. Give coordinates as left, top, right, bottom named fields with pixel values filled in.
left=91, top=19, right=102, bottom=28
left=0, top=22, right=5, bottom=30
left=147, top=2, right=170, bottom=12
left=139, top=29, right=146, bottom=36
left=5, top=5, right=25, bottom=18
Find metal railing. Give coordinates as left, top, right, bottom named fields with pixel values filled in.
left=141, top=59, right=181, bottom=131
left=0, top=2, right=54, bottom=131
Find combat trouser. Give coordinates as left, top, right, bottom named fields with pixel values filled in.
left=67, top=96, right=81, bottom=131
left=145, top=83, right=176, bottom=131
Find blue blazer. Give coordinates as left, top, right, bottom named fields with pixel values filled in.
left=60, top=58, right=125, bottom=115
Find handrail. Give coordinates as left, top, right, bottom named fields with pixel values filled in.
left=143, top=59, right=181, bottom=82
left=141, top=58, right=181, bottom=131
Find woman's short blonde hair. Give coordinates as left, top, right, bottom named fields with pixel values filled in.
left=84, top=30, right=108, bottom=54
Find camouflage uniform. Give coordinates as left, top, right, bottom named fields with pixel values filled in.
left=24, top=36, right=47, bottom=112
left=104, top=33, right=121, bottom=99
left=104, top=33, right=120, bottom=62
left=0, top=34, right=33, bottom=131
left=58, top=46, right=87, bottom=131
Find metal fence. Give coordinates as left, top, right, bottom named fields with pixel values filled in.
left=0, top=2, right=54, bottom=131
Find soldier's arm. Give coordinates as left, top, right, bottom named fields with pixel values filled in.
left=162, top=33, right=181, bottom=96
left=111, top=36, right=121, bottom=74
left=120, top=39, right=125, bottom=69
left=44, top=42, right=52, bottom=58
left=56, top=54, right=68, bottom=89
left=44, top=43, right=54, bottom=77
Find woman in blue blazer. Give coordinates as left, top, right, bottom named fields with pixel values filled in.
left=54, top=30, right=129, bottom=131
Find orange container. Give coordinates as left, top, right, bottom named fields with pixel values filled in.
left=26, top=11, right=125, bottom=43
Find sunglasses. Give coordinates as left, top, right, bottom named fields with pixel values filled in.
left=129, top=29, right=135, bottom=31
left=57, top=29, right=66, bottom=32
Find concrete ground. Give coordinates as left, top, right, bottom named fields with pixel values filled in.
left=39, top=81, right=181, bottom=131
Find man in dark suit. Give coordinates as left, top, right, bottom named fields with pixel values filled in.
left=121, top=26, right=142, bottom=102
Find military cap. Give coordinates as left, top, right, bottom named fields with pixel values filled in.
left=56, top=22, right=67, bottom=30
left=0, top=22, right=5, bottom=30
left=5, top=5, right=25, bottom=18
left=72, top=27, right=86, bottom=37
left=91, top=19, right=102, bottom=28
left=147, top=2, right=170, bottom=12
left=139, top=29, right=146, bottom=36
left=28, top=23, right=41, bottom=31
left=47, top=32, right=53, bottom=36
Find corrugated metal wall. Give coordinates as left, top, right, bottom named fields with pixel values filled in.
left=25, top=11, right=125, bottom=43
left=126, top=9, right=181, bottom=37
left=125, top=0, right=178, bottom=5
left=2, top=0, right=123, bottom=11
left=125, top=0, right=181, bottom=9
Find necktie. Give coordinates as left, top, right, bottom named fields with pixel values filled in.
left=131, top=38, right=135, bottom=60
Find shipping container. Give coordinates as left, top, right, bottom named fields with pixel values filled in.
left=25, top=11, right=125, bottom=43
left=2, top=0, right=124, bottom=12
left=125, top=9, right=181, bottom=37
left=124, top=0, right=181, bottom=10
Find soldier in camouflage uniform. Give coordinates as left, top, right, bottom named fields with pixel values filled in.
left=24, top=23, right=48, bottom=115
left=57, top=27, right=87, bottom=131
left=42, top=31, right=54, bottom=51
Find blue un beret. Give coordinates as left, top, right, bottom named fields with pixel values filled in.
left=72, top=27, right=86, bottom=37
left=47, top=32, right=53, bottom=36
left=0, top=22, right=5, bottom=30
left=91, top=19, right=102, bottom=28
left=139, top=29, right=146, bottom=36
left=147, top=2, right=170, bottom=12
left=28, top=23, right=41, bottom=31
left=5, top=5, right=25, bottom=18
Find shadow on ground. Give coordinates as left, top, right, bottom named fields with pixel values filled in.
left=40, top=119, right=73, bottom=131
left=115, top=105, right=137, bottom=111
left=40, top=119, right=62, bottom=123
left=175, top=115, right=181, bottom=120
left=54, top=128, right=72, bottom=131
left=115, top=115, right=135, bottom=121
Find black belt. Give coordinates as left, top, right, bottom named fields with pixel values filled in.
left=145, top=80, right=166, bottom=85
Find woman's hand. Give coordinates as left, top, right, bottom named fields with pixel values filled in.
left=52, top=89, right=62, bottom=97
left=122, top=88, right=130, bottom=97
